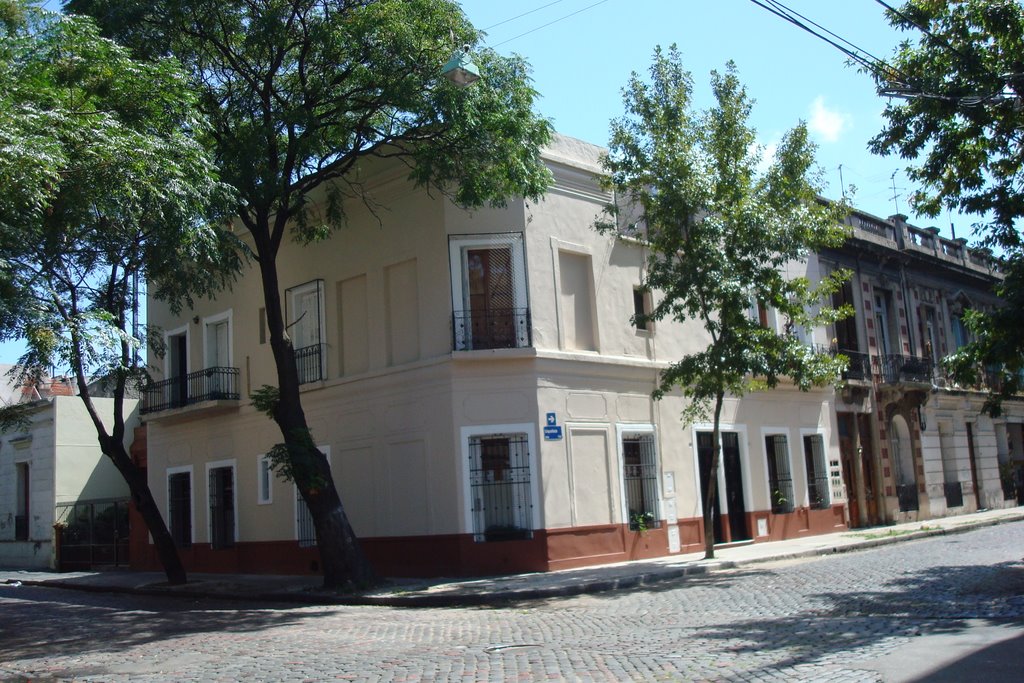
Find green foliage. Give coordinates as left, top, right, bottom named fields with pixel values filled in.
left=68, top=0, right=554, bottom=241
left=629, top=510, right=655, bottom=533
left=869, top=1, right=1024, bottom=414
left=944, top=258, right=1024, bottom=416
left=0, top=402, right=31, bottom=432
left=600, top=47, right=851, bottom=424
left=0, top=3, right=241, bottom=386
left=249, top=384, right=280, bottom=420
left=870, top=0, right=1024, bottom=251
left=262, top=431, right=326, bottom=488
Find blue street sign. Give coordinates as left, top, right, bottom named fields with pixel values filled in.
left=546, top=412, right=557, bottom=426
left=543, top=425, right=563, bottom=440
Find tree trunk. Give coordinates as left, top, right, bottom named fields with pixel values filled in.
left=703, top=390, right=726, bottom=560
left=256, top=230, right=374, bottom=589
left=101, top=436, right=187, bottom=585
left=69, top=346, right=187, bottom=586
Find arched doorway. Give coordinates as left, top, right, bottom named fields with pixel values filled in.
left=890, top=414, right=919, bottom=512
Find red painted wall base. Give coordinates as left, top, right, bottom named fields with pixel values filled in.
left=129, top=508, right=847, bottom=578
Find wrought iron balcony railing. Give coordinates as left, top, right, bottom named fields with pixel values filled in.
left=294, top=343, right=324, bottom=385
left=141, top=366, right=239, bottom=414
left=453, top=308, right=532, bottom=351
left=879, top=354, right=933, bottom=385
left=837, top=349, right=872, bottom=382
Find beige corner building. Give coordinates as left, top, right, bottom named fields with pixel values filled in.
left=136, top=134, right=850, bottom=577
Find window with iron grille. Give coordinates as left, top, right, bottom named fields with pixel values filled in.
left=167, top=470, right=192, bottom=548
left=208, top=465, right=235, bottom=549
left=765, top=434, right=795, bottom=513
left=296, top=484, right=316, bottom=548
left=802, top=434, right=830, bottom=509
left=469, top=433, right=532, bottom=542
left=296, top=446, right=330, bottom=547
left=622, top=432, right=660, bottom=529
left=15, top=462, right=29, bottom=541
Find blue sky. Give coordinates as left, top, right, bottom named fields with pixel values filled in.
left=0, top=1, right=967, bottom=365
left=459, top=0, right=968, bottom=232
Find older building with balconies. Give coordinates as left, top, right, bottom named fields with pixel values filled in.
left=820, top=209, right=1024, bottom=528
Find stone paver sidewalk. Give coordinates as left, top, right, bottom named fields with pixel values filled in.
left=3, top=506, right=1022, bottom=607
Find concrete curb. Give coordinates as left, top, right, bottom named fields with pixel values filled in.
left=7, top=512, right=1024, bottom=608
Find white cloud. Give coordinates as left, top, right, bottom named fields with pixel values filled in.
left=808, top=96, right=851, bottom=143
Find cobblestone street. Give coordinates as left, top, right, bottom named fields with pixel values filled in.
left=3, top=521, right=1024, bottom=682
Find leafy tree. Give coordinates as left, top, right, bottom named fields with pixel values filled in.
left=67, top=0, right=553, bottom=588
left=868, top=0, right=1024, bottom=413
left=599, top=47, right=850, bottom=559
left=0, top=1, right=239, bottom=584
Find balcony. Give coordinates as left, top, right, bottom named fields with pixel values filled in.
left=878, top=354, right=933, bottom=385
left=141, top=366, right=239, bottom=415
left=294, top=343, right=324, bottom=385
left=453, top=308, right=532, bottom=351
left=838, top=349, right=872, bottom=382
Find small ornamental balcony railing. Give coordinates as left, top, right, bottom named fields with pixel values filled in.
left=879, top=354, right=933, bottom=385
left=141, top=366, right=239, bottom=414
left=838, top=349, right=872, bottom=382
left=294, top=343, right=324, bottom=385
left=453, top=308, right=532, bottom=351
left=944, top=481, right=964, bottom=508
left=896, top=483, right=920, bottom=512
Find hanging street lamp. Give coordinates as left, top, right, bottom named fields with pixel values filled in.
left=441, top=44, right=480, bottom=86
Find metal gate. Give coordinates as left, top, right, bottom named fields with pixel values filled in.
left=55, top=498, right=130, bottom=571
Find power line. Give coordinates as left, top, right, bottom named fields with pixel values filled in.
left=492, top=0, right=613, bottom=48
left=871, top=0, right=1016, bottom=103
left=746, top=0, right=902, bottom=80
left=482, top=0, right=571, bottom=32
left=871, top=0, right=975, bottom=67
left=748, top=0, right=1017, bottom=106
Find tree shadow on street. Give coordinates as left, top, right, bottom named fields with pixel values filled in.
left=0, top=585, right=349, bottom=662
left=503, top=566, right=778, bottom=609
left=697, top=559, right=1024, bottom=673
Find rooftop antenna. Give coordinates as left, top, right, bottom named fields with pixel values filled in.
left=838, top=164, right=847, bottom=200
left=890, top=170, right=902, bottom=215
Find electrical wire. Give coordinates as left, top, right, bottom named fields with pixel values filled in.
left=746, top=0, right=903, bottom=82
left=482, top=0, right=571, bottom=32
left=749, top=0, right=1017, bottom=106
left=491, top=0, right=613, bottom=48
left=872, top=0, right=975, bottom=66
left=872, top=0, right=1015, bottom=100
